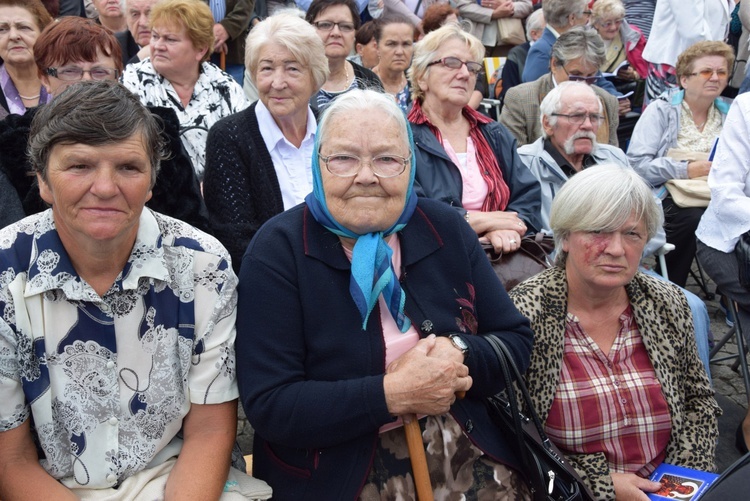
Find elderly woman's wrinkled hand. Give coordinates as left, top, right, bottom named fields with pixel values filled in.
left=467, top=210, right=526, bottom=235
left=687, top=160, right=711, bottom=178
left=480, top=229, right=523, bottom=254
left=611, top=472, right=660, bottom=501
left=383, top=335, right=473, bottom=417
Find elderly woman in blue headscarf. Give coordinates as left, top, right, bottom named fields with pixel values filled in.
left=236, top=89, right=534, bottom=500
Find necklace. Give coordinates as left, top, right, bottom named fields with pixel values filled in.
left=327, top=63, right=350, bottom=92
left=19, top=93, right=40, bottom=100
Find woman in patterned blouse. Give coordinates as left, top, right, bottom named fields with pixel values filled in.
left=627, top=41, right=734, bottom=287
left=121, top=0, right=249, bottom=181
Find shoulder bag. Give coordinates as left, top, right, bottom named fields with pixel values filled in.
left=496, top=17, right=526, bottom=46
left=482, top=232, right=554, bottom=291
left=483, top=335, right=596, bottom=501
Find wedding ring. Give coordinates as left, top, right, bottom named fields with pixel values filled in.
left=517, top=222, right=523, bottom=227
left=509, top=239, right=517, bottom=244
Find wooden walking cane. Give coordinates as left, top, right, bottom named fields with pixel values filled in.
left=404, top=391, right=465, bottom=501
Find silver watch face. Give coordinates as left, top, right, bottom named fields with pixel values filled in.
left=450, top=335, right=468, bottom=353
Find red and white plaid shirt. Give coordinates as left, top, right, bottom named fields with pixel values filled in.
left=544, top=306, right=672, bottom=476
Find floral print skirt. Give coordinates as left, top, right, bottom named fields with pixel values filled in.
left=358, top=414, right=531, bottom=500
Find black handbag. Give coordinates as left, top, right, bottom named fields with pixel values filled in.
left=483, top=335, right=596, bottom=501
left=735, top=230, right=750, bottom=289
left=482, top=233, right=555, bottom=291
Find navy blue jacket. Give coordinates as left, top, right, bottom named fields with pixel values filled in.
left=237, top=198, right=534, bottom=500
left=410, top=120, right=543, bottom=234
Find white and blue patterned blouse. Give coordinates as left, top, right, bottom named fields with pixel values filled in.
left=0, top=209, right=239, bottom=489
left=121, top=58, right=250, bottom=181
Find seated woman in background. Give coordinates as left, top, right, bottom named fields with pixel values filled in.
left=510, top=165, right=719, bottom=500
left=628, top=40, right=734, bottom=287
left=0, top=16, right=209, bottom=231
left=203, top=13, right=328, bottom=271
left=237, top=88, right=534, bottom=500
left=591, top=0, right=647, bottom=81
left=91, top=0, right=127, bottom=33
left=421, top=4, right=485, bottom=110
left=0, top=0, right=53, bottom=118
left=121, top=0, right=249, bottom=181
left=349, top=19, right=379, bottom=69
left=306, top=0, right=382, bottom=112
left=408, top=24, right=542, bottom=254
left=696, top=92, right=750, bottom=454
left=371, top=15, right=414, bottom=111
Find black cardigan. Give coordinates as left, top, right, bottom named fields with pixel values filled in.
left=203, top=101, right=286, bottom=273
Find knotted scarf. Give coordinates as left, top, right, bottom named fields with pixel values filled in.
left=408, top=100, right=510, bottom=212
left=304, top=120, right=418, bottom=333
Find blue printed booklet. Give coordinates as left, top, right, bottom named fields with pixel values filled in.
left=647, top=463, right=719, bottom=501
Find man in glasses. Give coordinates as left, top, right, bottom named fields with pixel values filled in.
left=516, top=81, right=627, bottom=231
left=501, top=28, right=620, bottom=146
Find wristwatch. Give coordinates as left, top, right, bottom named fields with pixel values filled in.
left=449, top=334, right=469, bottom=357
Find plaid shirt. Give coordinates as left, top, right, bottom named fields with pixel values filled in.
left=544, top=306, right=672, bottom=476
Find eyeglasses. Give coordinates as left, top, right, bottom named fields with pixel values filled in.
left=426, top=57, right=484, bottom=76
left=686, top=68, right=729, bottom=80
left=551, top=113, right=604, bottom=126
left=313, top=21, right=356, bottom=33
left=561, top=66, right=599, bottom=85
left=598, top=18, right=623, bottom=28
left=319, top=153, right=410, bottom=178
left=46, top=66, right=120, bottom=81
left=582, top=10, right=592, bottom=17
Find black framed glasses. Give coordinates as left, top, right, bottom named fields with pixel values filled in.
left=426, top=57, right=484, bottom=76
left=46, top=66, right=120, bottom=81
left=551, top=112, right=604, bottom=126
left=561, top=66, right=599, bottom=85
left=319, top=153, right=410, bottom=178
left=686, top=68, right=729, bottom=80
left=313, top=21, right=356, bottom=33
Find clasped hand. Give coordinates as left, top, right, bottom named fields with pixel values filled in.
left=383, top=335, right=472, bottom=418
left=468, top=210, right=525, bottom=254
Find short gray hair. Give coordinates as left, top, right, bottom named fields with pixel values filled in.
left=317, top=89, right=410, bottom=154
left=29, top=81, right=166, bottom=187
left=550, top=164, right=663, bottom=266
left=542, top=0, right=587, bottom=29
left=539, top=81, right=602, bottom=138
left=525, top=8, right=545, bottom=41
left=550, top=27, right=606, bottom=70
left=245, top=12, right=329, bottom=91
left=408, top=24, right=484, bottom=103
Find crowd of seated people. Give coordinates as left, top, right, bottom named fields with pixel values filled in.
left=2, top=0, right=750, bottom=498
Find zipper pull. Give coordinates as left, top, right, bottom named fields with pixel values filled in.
left=547, top=470, right=555, bottom=494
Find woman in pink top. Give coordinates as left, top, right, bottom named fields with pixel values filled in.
left=408, top=25, right=543, bottom=255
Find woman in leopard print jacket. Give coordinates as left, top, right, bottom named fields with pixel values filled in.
left=509, top=165, right=719, bottom=500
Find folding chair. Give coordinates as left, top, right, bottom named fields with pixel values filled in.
left=710, top=296, right=750, bottom=401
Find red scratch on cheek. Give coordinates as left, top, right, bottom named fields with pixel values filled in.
left=583, top=236, right=609, bottom=263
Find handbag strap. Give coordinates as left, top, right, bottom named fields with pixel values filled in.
left=485, top=335, right=532, bottom=469
left=485, top=336, right=562, bottom=459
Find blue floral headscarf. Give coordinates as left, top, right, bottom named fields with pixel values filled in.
left=304, top=106, right=418, bottom=333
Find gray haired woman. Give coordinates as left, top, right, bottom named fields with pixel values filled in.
left=203, top=12, right=329, bottom=272
left=510, top=165, right=719, bottom=500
